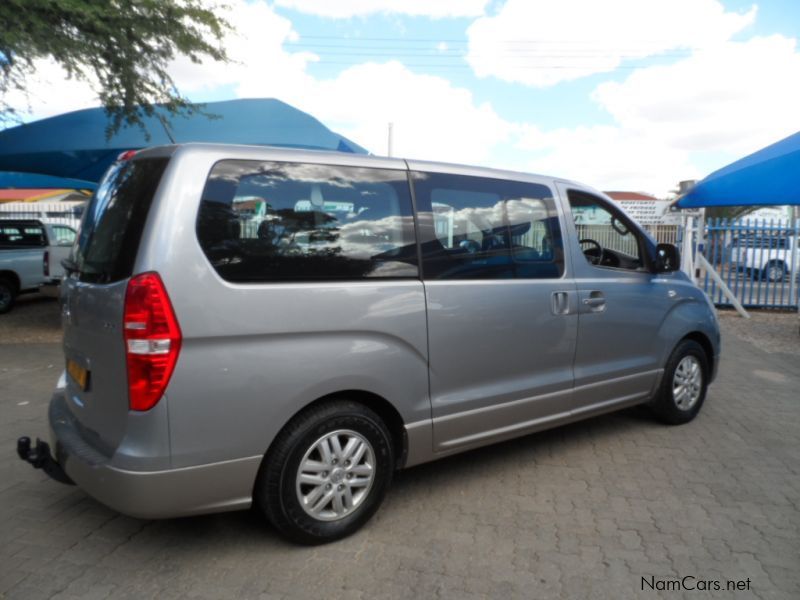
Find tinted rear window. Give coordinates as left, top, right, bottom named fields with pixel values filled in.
left=0, top=222, right=46, bottom=248
left=197, top=160, right=418, bottom=282
left=72, top=158, right=168, bottom=283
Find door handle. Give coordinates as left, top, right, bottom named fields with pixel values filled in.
left=551, top=291, right=571, bottom=315
left=581, top=291, right=606, bottom=312
left=582, top=297, right=605, bottom=307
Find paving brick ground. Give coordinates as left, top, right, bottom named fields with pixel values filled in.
left=1, top=308, right=798, bottom=599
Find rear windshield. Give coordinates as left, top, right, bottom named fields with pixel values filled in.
left=72, top=158, right=168, bottom=283
left=0, top=221, right=46, bottom=248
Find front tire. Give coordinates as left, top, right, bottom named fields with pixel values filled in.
left=256, top=400, right=394, bottom=545
left=651, top=339, right=709, bottom=425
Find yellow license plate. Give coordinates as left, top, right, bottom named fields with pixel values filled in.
left=67, top=359, right=89, bottom=391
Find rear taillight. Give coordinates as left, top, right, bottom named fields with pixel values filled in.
left=43, top=250, right=49, bottom=277
left=123, top=272, right=182, bottom=411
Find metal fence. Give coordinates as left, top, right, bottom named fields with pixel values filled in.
left=576, top=223, right=680, bottom=256
left=0, top=202, right=84, bottom=230
left=700, top=218, right=799, bottom=309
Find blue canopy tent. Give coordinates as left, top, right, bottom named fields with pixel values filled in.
left=0, top=171, right=96, bottom=191
left=678, top=131, right=800, bottom=208
left=0, top=98, right=367, bottom=186
left=676, top=131, right=800, bottom=318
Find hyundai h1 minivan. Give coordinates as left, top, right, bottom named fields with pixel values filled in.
left=19, top=144, right=720, bottom=544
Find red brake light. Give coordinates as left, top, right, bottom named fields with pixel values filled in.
left=43, top=250, right=49, bottom=277
left=123, top=272, right=182, bottom=411
left=117, top=150, right=138, bottom=161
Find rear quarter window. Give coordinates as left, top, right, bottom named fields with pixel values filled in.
left=196, top=160, right=418, bottom=282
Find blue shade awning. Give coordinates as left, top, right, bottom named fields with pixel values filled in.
left=0, top=98, right=368, bottom=185
left=678, top=131, right=800, bottom=208
left=0, top=171, right=97, bottom=191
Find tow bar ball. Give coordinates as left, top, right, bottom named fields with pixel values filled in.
left=17, top=436, right=74, bottom=485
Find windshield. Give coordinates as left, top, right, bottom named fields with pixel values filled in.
left=72, top=158, right=168, bottom=283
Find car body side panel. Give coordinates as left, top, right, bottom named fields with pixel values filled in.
left=134, top=146, right=430, bottom=469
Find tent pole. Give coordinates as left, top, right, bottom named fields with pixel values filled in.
left=790, top=206, right=799, bottom=317
left=680, top=214, right=695, bottom=280
left=696, top=253, right=750, bottom=319
left=694, top=208, right=706, bottom=282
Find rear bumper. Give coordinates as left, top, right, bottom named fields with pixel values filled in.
left=39, top=280, right=60, bottom=298
left=47, top=391, right=261, bottom=519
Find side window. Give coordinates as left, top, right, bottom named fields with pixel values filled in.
left=51, top=226, right=77, bottom=246
left=413, top=172, right=564, bottom=280
left=568, top=192, right=646, bottom=271
left=197, top=161, right=418, bottom=282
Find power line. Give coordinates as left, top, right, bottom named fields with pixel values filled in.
left=290, top=34, right=688, bottom=45
left=306, top=60, right=684, bottom=69
left=288, top=48, right=696, bottom=58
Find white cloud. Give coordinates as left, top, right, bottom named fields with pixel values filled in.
left=4, top=59, right=101, bottom=121
left=274, top=0, right=487, bottom=19
left=169, top=1, right=514, bottom=164
left=515, top=34, right=800, bottom=195
left=11, top=0, right=800, bottom=199
left=466, top=0, right=756, bottom=87
left=246, top=61, right=515, bottom=164
left=515, top=124, right=698, bottom=195
left=169, top=1, right=315, bottom=94
left=592, top=35, right=800, bottom=156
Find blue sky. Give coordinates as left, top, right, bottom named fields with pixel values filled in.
left=12, top=0, right=800, bottom=196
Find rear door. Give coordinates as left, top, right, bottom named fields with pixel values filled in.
left=61, top=157, right=170, bottom=451
left=409, top=167, right=578, bottom=454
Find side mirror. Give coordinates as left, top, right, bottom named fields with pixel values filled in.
left=655, top=243, right=680, bottom=273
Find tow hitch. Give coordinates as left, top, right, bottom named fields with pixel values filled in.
left=17, top=436, right=74, bottom=485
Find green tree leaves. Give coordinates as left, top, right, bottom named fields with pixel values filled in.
left=0, top=0, right=230, bottom=137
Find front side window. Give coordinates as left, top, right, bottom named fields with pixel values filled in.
left=569, top=192, right=647, bottom=271
left=413, top=172, right=564, bottom=280
left=197, top=161, right=418, bottom=282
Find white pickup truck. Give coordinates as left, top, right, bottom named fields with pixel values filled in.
left=0, top=219, right=77, bottom=313
left=728, top=232, right=798, bottom=282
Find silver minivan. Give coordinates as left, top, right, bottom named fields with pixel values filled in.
left=19, top=143, right=720, bottom=544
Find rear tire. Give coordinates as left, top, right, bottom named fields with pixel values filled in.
left=763, top=261, right=786, bottom=282
left=0, top=278, right=17, bottom=314
left=651, top=339, right=709, bottom=425
left=255, top=400, right=394, bottom=545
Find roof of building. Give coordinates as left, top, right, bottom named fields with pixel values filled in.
left=605, top=191, right=660, bottom=201
left=0, top=189, right=70, bottom=202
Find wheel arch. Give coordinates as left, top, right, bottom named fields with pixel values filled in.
left=0, top=270, right=21, bottom=291
left=679, top=331, right=716, bottom=380
left=264, top=389, right=408, bottom=472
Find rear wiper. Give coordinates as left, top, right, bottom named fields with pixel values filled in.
left=61, top=258, right=79, bottom=275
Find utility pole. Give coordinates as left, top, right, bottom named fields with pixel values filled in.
left=387, top=122, right=394, bottom=157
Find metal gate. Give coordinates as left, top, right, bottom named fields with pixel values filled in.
left=701, top=218, right=799, bottom=309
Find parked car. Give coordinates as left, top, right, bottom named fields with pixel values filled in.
left=728, top=231, right=798, bottom=282
left=18, top=144, right=720, bottom=544
left=0, top=219, right=77, bottom=313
